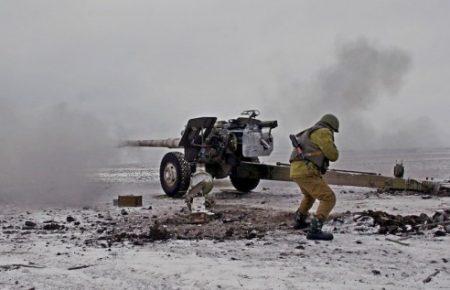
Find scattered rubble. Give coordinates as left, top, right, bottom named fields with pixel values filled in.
left=344, top=209, right=450, bottom=235
left=2, top=201, right=449, bottom=249
left=76, top=204, right=297, bottom=246
left=161, top=205, right=294, bottom=241
left=84, top=220, right=171, bottom=247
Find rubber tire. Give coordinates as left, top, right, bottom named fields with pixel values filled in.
left=230, top=158, right=260, bottom=193
left=160, top=152, right=191, bottom=198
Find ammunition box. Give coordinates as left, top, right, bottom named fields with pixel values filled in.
left=117, top=195, right=143, bottom=207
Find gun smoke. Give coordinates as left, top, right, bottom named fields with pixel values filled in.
left=0, top=24, right=446, bottom=206
left=274, top=38, right=444, bottom=150
left=0, top=102, right=115, bottom=205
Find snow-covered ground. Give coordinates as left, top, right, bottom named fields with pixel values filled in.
left=1, top=169, right=449, bottom=289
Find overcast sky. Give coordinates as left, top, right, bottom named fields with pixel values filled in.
left=1, top=0, right=449, bottom=150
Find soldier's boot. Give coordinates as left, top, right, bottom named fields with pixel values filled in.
left=293, top=211, right=310, bottom=230
left=306, top=217, right=333, bottom=241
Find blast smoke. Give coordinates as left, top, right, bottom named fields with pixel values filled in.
left=311, top=38, right=411, bottom=111
left=0, top=102, right=115, bottom=205
left=273, top=38, right=442, bottom=150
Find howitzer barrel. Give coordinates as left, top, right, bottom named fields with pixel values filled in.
left=120, top=138, right=181, bottom=148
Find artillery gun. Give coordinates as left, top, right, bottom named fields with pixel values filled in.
left=122, top=110, right=450, bottom=198
left=121, top=110, right=277, bottom=197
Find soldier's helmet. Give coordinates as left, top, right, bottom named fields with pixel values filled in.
left=320, top=114, right=339, bottom=133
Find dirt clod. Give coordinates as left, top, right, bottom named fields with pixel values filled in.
left=434, top=230, right=446, bottom=237
left=24, top=221, right=36, bottom=228
left=66, top=216, right=76, bottom=223
left=43, top=223, right=64, bottom=231
left=149, top=221, right=171, bottom=241
left=246, top=229, right=258, bottom=239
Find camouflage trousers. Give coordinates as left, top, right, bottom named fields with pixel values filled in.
left=293, top=175, right=336, bottom=221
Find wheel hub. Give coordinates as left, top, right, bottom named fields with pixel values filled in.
left=163, top=163, right=177, bottom=187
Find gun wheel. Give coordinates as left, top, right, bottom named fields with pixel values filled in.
left=230, top=158, right=260, bottom=193
left=160, top=152, right=191, bottom=197
left=230, top=176, right=260, bottom=193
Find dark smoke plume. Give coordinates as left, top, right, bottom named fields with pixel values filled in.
left=273, top=38, right=442, bottom=150
left=312, top=38, right=410, bottom=111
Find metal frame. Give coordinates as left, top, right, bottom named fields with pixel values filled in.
left=234, top=161, right=440, bottom=193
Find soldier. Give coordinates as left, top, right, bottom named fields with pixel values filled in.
left=289, top=114, right=339, bottom=241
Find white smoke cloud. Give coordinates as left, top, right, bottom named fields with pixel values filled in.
left=0, top=102, right=116, bottom=205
